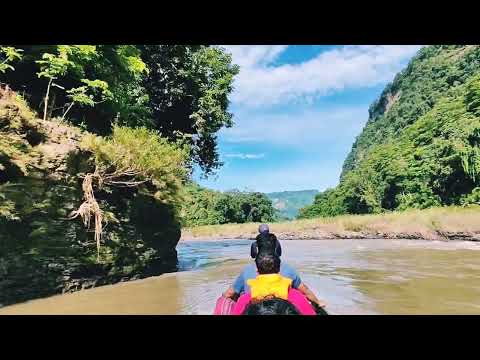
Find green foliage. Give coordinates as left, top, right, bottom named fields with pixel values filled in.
left=34, top=46, right=118, bottom=121
left=298, top=188, right=350, bottom=219
left=0, top=47, right=23, bottom=73
left=0, top=88, right=40, bottom=177
left=301, top=54, right=480, bottom=219
left=36, top=52, right=72, bottom=81
left=66, top=86, right=96, bottom=107
left=342, top=45, right=480, bottom=177
left=139, top=45, right=239, bottom=174
left=0, top=184, right=19, bottom=221
left=460, top=187, right=480, bottom=205
left=0, top=45, right=240, bottom=302
left=81, top=126, right=189, bottom=205
left=0, top=45, right=238, bottom=175
left=181, top=183, right=276, bottom=226
left=63, top=79, right=113, bottom=119
left=70, top=79, right=112, bottom=106
left=0, top=45, right=145, bottom=127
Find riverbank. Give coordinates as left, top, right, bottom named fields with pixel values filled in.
left=181, top=206, right=480, bottom=242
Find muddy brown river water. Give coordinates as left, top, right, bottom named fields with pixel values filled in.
left=2, top=238, right=480, bottom=315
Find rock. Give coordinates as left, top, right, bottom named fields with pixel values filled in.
left=0, top=116, right=181, bottom=307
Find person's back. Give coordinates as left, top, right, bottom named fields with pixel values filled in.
left=222, top=223, right=327, bottom=309
left=232, top=261, right=301, bottom=295
left=232, top=253, right=316, bottom=315
left=233, top=224, right=296, bottom=293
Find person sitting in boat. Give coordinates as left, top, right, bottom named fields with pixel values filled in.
left=222, top=224, right=326, bottom=309
left=232, top=252, right=318, bottom=315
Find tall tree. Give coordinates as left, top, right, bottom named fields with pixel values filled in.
left=139, top=45, right=239, bottom=175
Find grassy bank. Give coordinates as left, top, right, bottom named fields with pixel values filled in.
left=181, top=205, right=480, bottom=241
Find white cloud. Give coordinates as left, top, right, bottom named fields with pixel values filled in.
left=198, top=45, right=424, bottom=192
left=224, top=153, right=266, bottom=159
left=221, top=45, right=287, bottom=68
left=221, top=106, right=368, bottom=148
left=220, top=45, right=423, bottom=107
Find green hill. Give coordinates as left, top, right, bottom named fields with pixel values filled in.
left=266, top=190, right=318, bottom=220
left=300, top=45, right=480, bottom=218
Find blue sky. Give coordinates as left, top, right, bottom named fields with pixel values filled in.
left=194, top=45, right=422, bottom=193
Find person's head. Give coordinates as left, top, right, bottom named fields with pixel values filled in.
left=258, top=224, right=269, bottom=235
left=255, top=253, right=281, bottom=274
left=251, top=226, right=282, bottom=259
left=242, top=297, right=300, bottom=315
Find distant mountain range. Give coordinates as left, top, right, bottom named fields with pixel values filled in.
left=266, top=190, right=319, bottom=220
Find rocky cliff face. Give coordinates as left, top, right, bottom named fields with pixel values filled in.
left=0, top=88, right=180, bottom=307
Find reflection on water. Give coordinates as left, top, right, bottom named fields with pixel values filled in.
left=1, top=239, right=480, bottom=314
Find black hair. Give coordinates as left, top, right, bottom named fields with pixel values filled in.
left=256, top=233, right=277, bottom=252
left=242, top=297, right=300, bottom=315
left=251, top=233, right=282, bottom=258
left=255, top=253, right=281, bottom=274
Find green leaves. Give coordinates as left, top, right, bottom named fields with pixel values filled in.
left=66, top=86, right=95, bottom=107
left=460, top=143, right=480, bottom=183
left=460, top=187, right=480, bottom=205
left=66, top=79, right=113, bottom=108
left=81, top=79, right=112, bottom=98
left=140, top=45, right=239, bottom=175
left=0, top=186, right=20, bottom=221
left=32, top=46, right=117, bottom=121
left=465, top=73, right=480, bottom=115
left=1, top=45, right=239, bottom=173
left=342, top=46, right=480, bottom=177
left=302, top=46, right=480, bottom=219
left=36, top=52, right=72, bottom=80
left=116, top=45, right=147, bottom=76
left=81, top=126, right=189, bottom=206
left=0, top=46, right=23, bottom=73
left=181, top=183, right=276, bottom=226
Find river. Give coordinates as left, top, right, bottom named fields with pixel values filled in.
left=1, top=238, right=480, bottom=315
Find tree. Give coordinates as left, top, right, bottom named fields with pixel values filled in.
left=1, top=45, right=239, bottom=174
left=62, top=79, right=112, bottom=121
left=2, top=45, right=146, bottom=129
left=181, top=184, right=276, bottom=226
left=139, top=45, right=239, bottom=175
left=36, top=49, right=74, bottom=120
left=34, top=46, right=120, bottom=123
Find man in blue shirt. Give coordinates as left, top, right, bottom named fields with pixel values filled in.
left=222, top=224, right=326, bottom=308
left=232, top=261, right=302, bottom=294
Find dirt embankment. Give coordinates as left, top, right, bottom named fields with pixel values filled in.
left=181, top=229, right=480, bottom=242
left=180, top=207, right=480, bottom=242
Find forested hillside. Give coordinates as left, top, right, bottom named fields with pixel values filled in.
left=266, top=190, right=318, bottom=219
left=300, top=45, right=480, bottom=218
